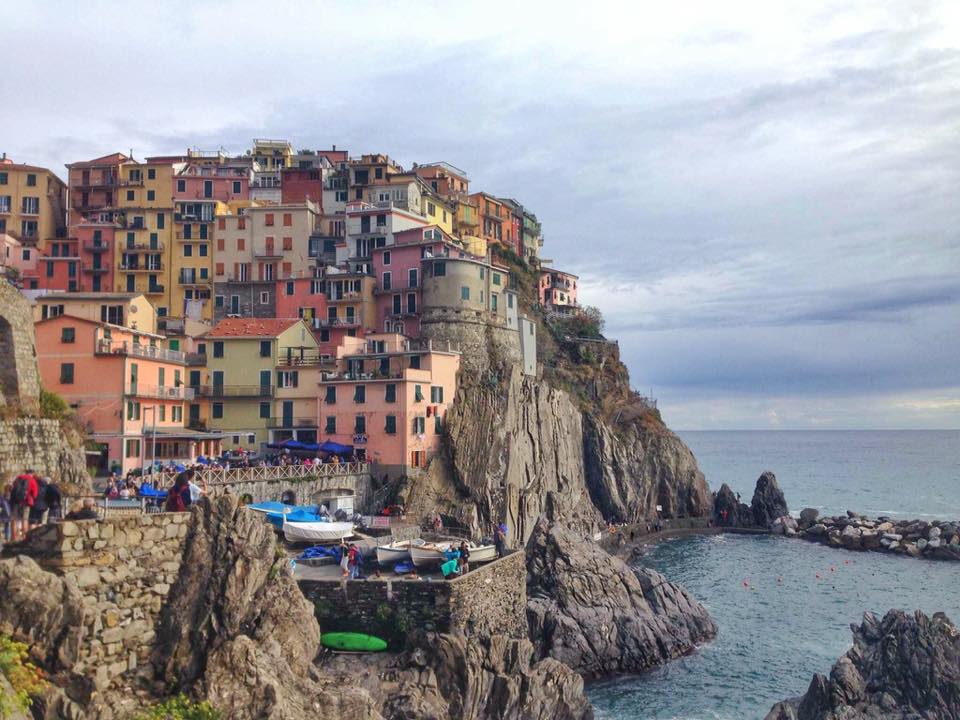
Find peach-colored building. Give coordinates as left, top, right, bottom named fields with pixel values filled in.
left=317, top=333, right=460, bottom=477
left=35, top=315, right=221, bottom=474
left=539, top=267, right=579, bottom=315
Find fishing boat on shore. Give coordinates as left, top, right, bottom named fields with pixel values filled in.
left=282, top=518, right=355, bottom=543
left=467, top=544, right=497, bottom=563
left=410, top=542, right=455, bottom=568
left=375, top=539, right=425, bottom=565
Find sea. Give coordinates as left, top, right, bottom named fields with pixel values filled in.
left=588, top=430, right=960, bottom=720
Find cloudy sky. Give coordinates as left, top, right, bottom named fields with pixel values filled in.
left=3, top=0, right=958, bottom=429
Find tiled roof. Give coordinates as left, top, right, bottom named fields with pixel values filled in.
left=206, top=317, right=301, bottom=338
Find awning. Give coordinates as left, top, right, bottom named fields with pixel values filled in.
left=318, top=440, right=353, bottom=455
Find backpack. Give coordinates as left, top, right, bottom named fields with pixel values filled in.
left=10, top=476, right=29, bottom=505
left=32, top=478, right=47, bottom=512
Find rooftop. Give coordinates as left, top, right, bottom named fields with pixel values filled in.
left=206, top=317, right=303, bottom=339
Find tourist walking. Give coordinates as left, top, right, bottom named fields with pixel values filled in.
left=339, top=540, right=349, bottom=577
left=458, top=540, right=471, bottom=574
left=9, top=470, right=38, bottom=541
left=494, top=523, right=507, bottom=559
left=0, top=483, right=11, bottom=541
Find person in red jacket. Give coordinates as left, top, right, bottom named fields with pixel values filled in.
left=9, top=469, right=38, bottom=541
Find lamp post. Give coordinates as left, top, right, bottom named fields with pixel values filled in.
left=141, top=406, right=157, bottom=473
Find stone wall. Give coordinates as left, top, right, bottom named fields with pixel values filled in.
left=298, top=550, right=527, bottom=645
left=420, top=309, right=521, bottom=376
left=0, top=418, right=88, bottom=487
left=0, top=280, right=40, bottom=411
left=206, top=471, right=373, bottom=510
left=15, top=512, right=190, bottom=691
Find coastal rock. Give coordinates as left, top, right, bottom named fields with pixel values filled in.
left=714, top=483, right=751, bottom=526
left=841, top=525, right=861, bottom=548
left=525, top=519, right=716, bottom=676
left=806, top=524, right=827, bottom=537
left=751, top=472, right=789, bottom=528
left=382, top=632, right=594, bottom=720
left=799, top=508, right=819, bottom=527
left=765, top=609, right=960, bottom=720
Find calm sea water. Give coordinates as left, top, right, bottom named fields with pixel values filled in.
left=588, top=430, right=960, bottom=720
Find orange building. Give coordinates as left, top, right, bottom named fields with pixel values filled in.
left=35, top=315, right=221, bottom=474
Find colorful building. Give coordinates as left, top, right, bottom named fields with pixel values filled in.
left=33, top=291, right=157, bottom=334
left=202, top=317, right=318, bottom=450
left=317, top=333, right=460, bottom=476
left=420, top=252, right=513, bottom=325
left=0, top=155, right=67, bottom=248
left=34, top=314, right=220, bottom=474
left=414, top=162, right=469, bottom=197
left=347, top=154, right=402, bottom=202
left=539, top=267, right=579, bottom=315
left=339, top=200, right=429, bottom=269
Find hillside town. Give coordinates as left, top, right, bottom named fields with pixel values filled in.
left=0, top=142, right=581, bottom=478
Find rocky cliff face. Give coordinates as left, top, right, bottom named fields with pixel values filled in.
left=765, top=609, right=960, bottom=720
left=526, top=519, right=716, bottom=677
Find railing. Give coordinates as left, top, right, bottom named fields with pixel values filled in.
left=96, top=340, right=186, bottom=363
left=147, top=462, right=369, bottom=487
left=82, top=266, right=109, bottom=274
left=184, top=352, right=206, bottom=366
left=83, top=242, right=110, bottom=252
left=121, top=242, right=165, bottom=252
left=120, top=264, right=163, bottom=272
left=314, top=318, right=360, bottom=328
left=277, top=349, right=333, bottom=366
left=253, top=248, right=282, bottom=258
left=198, top=384, right=274, bottom=398
left=265, top=417, right=318, bottom=428
left=178, top=272, right=208, bottom=285
left=146, top=285, right=165, bottom=294
left=126, top=383, right=196, bottom=400
left=344, top=338, right=460, bottom=356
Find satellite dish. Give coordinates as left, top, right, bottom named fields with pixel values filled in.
left=130, top=305, right=138, bottom=313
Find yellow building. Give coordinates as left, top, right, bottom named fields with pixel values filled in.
left=0, top=157, right=67, bottom=245
left=33, top=291, right=158, bottom=334
left=252, top=139, right=293, bottom=170
left=202, top=317, right=318, bottom=450
left=114, top=160, right=179, bottom=314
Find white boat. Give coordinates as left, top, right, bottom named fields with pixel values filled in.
left=466, top=544, right=497, bottom=563
left=410, top=542, right=455, bottom=568
left=376, top=539, right=425, bottom=565
left=282, top=520, right=355, bottom=544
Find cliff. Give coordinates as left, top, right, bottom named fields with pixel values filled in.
left=402, top=254, right=711, bottom=543
left=765, top=609, right=960, bottom=720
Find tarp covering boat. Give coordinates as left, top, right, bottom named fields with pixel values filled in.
left=282, top=520, right=355, bottom=543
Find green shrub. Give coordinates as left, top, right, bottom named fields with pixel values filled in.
left=0, top=635, right=47, bottom=719
left=39, top=389, right=70, bottom=420
left=137, top=694, right=220, bottom=720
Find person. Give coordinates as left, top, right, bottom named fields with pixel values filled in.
left=432, top=513, right=443, bottom=533
left=65, top=497, right=98, bottom=521
left=0, top=484, right=11, bottom=541
left=493, top=523, right=507, bottom=559
left=458, top=540, right=471, bottom=574
left=352, top=545, right=364, bottom=580
left=346, top=543, right=358, bottom=579
left=165, top=473, right=192, bottom=512
left=29, top=475, right=49, bottom=528
left=9, top=470, right=38, bottom=541
left=187, top=472, right=204, bottom=505
left=339, top=540, right=349, bottom=577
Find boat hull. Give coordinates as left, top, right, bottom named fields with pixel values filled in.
left=282, top=521, right=355, bottom=544
left=320, top=632, right=387, bottom=653
left=468, top=545, right=497, bottom=563
left=376, top=544, right=411, bottom=565
left=410, top=543, right=452, bottom=567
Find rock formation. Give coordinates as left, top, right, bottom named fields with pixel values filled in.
left=793, top=512, right=960, bottom=560
left=751, top=471, right=788, bottom=528
left=525, top=518, right=716, bottom=676
left=714, top=483, right=752, bottom=526
left=765, top=609, right=960, bottom=720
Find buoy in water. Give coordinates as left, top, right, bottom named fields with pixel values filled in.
left=742, top=580, right=750, bottom=587
left=815, top=573, right=821, bottom=579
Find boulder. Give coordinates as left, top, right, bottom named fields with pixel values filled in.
left=799, top=508, right=819, bottom=527
left=882, top=533, right=903, bottom=542
left=917, top=538, right=928, bottom=551
left=841, top=525, right=861, bottom=548
left=876, top=521, right=894, bottom=532
left=713, top=483, right=751, bottom=527
left=750, top=472, right=789, bottom=528
left=765, top=610, right=960, bottom=719
left=526, top=519, right=716, bottom=677
left=805, top=524, right=828, bottom=537
left=861, top=531, right=880, bottom=549
left=929, top=526, right=942, bottom=540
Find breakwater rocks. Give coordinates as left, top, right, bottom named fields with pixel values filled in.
left=789, top=509, right=960, bottom=561
left=526, top=519, right=717, bottom=676
left=765, top=609, right=960, bottom=719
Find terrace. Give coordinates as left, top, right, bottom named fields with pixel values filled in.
left=95, top=340, right=185, bottom=363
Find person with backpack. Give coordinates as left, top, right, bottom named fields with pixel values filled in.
left=43, top=479, right=62, bottom=523
left=164, top=473, right=191, bottom=513
left=9, top=470, right=38, bottom=541
left=0, top=483, right=11, bottom=542
left=29, top=476, right=48, bottom=528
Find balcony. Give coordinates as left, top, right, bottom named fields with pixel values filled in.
left=276, top=348, right=333, bottom=366
left=126, top=383, right=195, bottom=401
left=198, top=384, right=274, bottom=398
left=121, top=242, right=165, bottom=252
left=314, top=317, right=360, bottom=328
left=253, top=248, right=282, bottom=259
left=117, top=178, right=144, bottom=187
left=327, top=291, right=365, bottom=302
left=174, top=232, right=211, bottom=241
left=265, top=417, right=318, bottom=429
left=95, top=340, right=185, bottom=363
left=120, top=263, right=164, bottom=273
left=178, top=272, right=209, bottom=286
left=146, top=284, right=165, bottom=295
left=73, top=177, right=117, bottom=188
left=83, top=242, right=110, bottom=253
left=158, top=317, right=184, bottom=334
left=184, top=352, right=206, bottom=366
left=83, top=266, right=109, bottom=274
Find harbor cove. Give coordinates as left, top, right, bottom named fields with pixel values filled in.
left=2, top=4, right=960, bottom=718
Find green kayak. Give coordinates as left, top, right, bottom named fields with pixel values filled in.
left=321, top=632, right=388, bottom=652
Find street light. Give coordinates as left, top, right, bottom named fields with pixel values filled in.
left=140, top=406, right=158, bottom=473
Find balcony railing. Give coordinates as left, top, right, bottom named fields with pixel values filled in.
left=126, top=383, right=195, bottom=400
left=184, top=352, right=206, bottom=366
left=276, top=348, right=333, bottom=366
left=121, top=242, right=165, bottom=252
left=83, top=242, right=110, bottom=253
left=265, top=417, right=318, bottom=429
left=82, top=266, right=109, bottom=274
left=120, top=264, right=163, bottom=272
left=146, top=285, right=165, bottom=294
left=253, top=248, right=283, bottom=258
left=198, top=384, right=274, bottom=398
left=96, top=340, right=185, bottom=363
left=314, top=317, right=359, bottom=328
left=178, top=272, right=208, bottom=285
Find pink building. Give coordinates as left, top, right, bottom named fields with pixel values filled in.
left=539, top=267, right=579, bottom=315
left=317, top=333, right=460, bottom=477
left=275, top=276, right=327, bottom=324
left=35, top=315, right=221, bottom=474
left=370, top=225, right=478, bottom=336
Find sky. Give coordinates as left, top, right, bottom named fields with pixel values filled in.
left=2, top=0, right=958, bottom=429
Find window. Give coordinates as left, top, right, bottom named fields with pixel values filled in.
left=177, top=180, right=186, bottom=192
left=460, top=286, right=470, bottom=301
left=60, top=327, right=76, bottom=343
left=433, top=261, right=446, bottom=276
left=412, top=416, right=426, bottom=434
left=0, top=172, right=6, bottom=184
left=0, top=196, right=9, bottom=213
left=276, top=371, right=298, bottom=388
left=392, top=294, right=401, bottom=315
left=215, top=294, right=224, bottom=307
left=355, top=415, right=366, bottom=433
left=335, top=190, right=347, bottom=202
left=247, top=434, right=256, bottom=444
left=259, top=291, right=269, bottom=304
left=215, top=262, right=224, bottom=276
left=493, top=273, right=502, bottom=286
left=283, top=213, right=292, bottom=227
left=385, top=383, right=397, bottom=403
left=491, top=293, right=498, bottom=311
left=26, top=174, right=36, bottom=187
left=325, top=416, right=336, bottom=434
left=435, top=414, right=442, bottom=434
left=414, top=384, right=424, bottom=402
left=233, top=181, right=241, bottom=194
left=508, top=293, right=514, bottom=308
left=325, top=386, right=336, bottom=404
left=237, top=237, right=245, bottom=251
left=265, top=213, right=274, bottom=226
left=409, top=354, right=421, bottom=369
left=158, top=405, right=166, bottom=422
left=259, top=402, right=270, bottom=419
left=427, top=201, right=436, bottom=217
left=282, top=236, right=292, bottom=251
left=385, top=415, right=397, bottom=434
left=354, top=385, right=365, bottom=403
left=213, top=341, right=224, bottom=358
left=408, top=268, right=418, bottom=288
left=430, top=386, right=444, bottom=403
left=259, top=340, right=271, bottom=357
left=183, top=244, right=193, bottom=257
left=212, top=403, right=223, bottom=419
left=480, top=268, right=485, bottom=280
left=126, top=400, right=140, bottom=421
left=126, top=190, right=135, bottom=201
left=173, top=406, right=183, bottom=422
left=45, top=261, right=54, bottom=277
left=406, top=293, right=417, bottom=314
left=147, top=190, right=155, bottom=201
left=148, top=168, right=156, bottom=180
left=21, top=197, right=40, bottom=214
left=157, top=212, right=165, bottom=229
left=125, top=439, right=141, bottom=459
left=382, top=271, right=392, bottom=290
left=60, top=363, right=75, bottom=384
